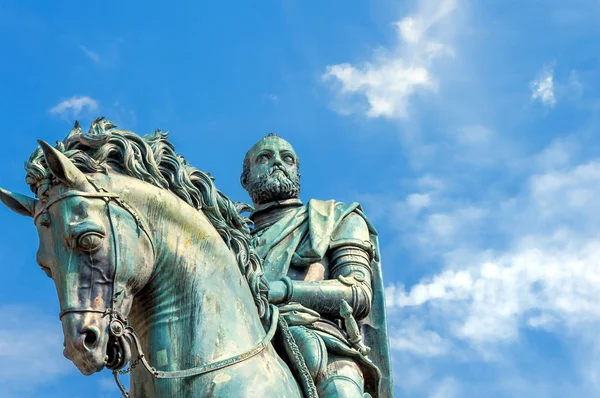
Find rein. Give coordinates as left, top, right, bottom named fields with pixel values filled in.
left=111, top=305, right=280, bottom=397
left=44, top=181, right=279, bottom=397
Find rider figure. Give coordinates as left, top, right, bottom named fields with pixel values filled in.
left=240, top=134, right=392, bottom=397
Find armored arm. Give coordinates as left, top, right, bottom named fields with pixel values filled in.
left=270, top=213, right=374, bottom=320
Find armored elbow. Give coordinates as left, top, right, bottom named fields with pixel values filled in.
left=330, top=245, right=374, bottom=320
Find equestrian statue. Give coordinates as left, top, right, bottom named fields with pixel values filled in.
left=0, top=119, right=393, bottom=397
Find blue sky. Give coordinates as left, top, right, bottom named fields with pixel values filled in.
left=1, top=0, right=600, bottom=397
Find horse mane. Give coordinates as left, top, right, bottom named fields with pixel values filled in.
left=25, top=117, right=270, bottom=321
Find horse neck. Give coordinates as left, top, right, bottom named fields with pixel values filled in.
left=106, top=175, right=267, bottom=369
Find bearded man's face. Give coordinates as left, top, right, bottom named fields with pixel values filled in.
left=243, top=136, right=300, bottom=205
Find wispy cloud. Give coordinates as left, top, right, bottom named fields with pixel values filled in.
left=0, top=305, right=72, bottom=396
left=262, top=93, right=279, bottom=104
left=371, top=142, right=600, bottom=395
left=328, top=5, right=600, bottom=370
left=567, top=69, right=584, bottom=100
left=322, top=0, right=457, bottom=119
left=79, top=45, right=100, bottom=63
left=389, top=317, right=451, bottom=357
left=49, top=95, right=99, bottom=120
left=530, top=64, right=556, bottom=107
left=385, top=153, right=600, bottom=345
left=430, top=377, right=461, bottom=398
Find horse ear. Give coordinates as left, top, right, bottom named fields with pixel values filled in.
left=38, top=140, right=89, bottom=190
left=0, top=188, right=37, bottom=217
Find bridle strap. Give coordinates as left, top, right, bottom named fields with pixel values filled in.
left=34, top=191, right=119, bottom=222
left=59, top=308, right=109, bottom=319
left=51, top=181, right=153, bottom=325
left=49, top=180, right=278, bottom=395
left=111, top=305, right=280, bottom=397
left=136, top=305, right=279, bottom=379
left=35, top=182, right=155, bottom=259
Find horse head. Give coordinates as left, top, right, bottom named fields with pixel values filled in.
left=0, top=119, right=304, bottom=398
left=0, top=138, right=155, bottom=376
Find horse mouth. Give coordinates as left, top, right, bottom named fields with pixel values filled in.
left=105, top=334, right=133, bottom=371
left=81, top=359, right=106, bottom=376
left=63, top=326, right=131, bottom=375
left=68, top=333, right=132, bottom=375
left=65, top=346, right=108, bottom=376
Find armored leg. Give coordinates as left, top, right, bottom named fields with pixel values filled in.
left=289, top=326, right=328, bottom=380
left=288, top=326, right=365, bottom=397
left=316, top=354, right=364, bottom=398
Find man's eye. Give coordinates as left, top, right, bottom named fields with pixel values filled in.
left=257, top=154, right=270, bottom=162
left=283, top=156, right=294, bottom=163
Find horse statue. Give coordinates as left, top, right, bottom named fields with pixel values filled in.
left=0, top=118, right=305, bottom=397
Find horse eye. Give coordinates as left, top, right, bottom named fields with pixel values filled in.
left=77, top=232, right=104, bottom=252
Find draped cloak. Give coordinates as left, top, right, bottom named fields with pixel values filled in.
left=250, top=199, right=394, bottom=397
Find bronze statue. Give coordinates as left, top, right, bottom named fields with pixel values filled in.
left=241, top=133, right=393, bottom=397
left=0, top=120, right=302, bottom=397
left=0, top=120, right=393, bottom=397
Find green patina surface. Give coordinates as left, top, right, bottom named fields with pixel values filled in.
left=0, top=119, right=393, bottom=397
left=240, top=134, right=394, bottom=397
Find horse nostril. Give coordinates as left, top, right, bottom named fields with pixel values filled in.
left=82, top=329, right=98, bottom=350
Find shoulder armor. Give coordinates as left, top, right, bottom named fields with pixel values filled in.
left=329, top=212, right=373, bottom=255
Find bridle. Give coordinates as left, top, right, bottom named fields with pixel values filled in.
left=37, top=180, right=279, bottom=398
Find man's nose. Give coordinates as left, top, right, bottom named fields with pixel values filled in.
left=271, top=155, right=283, bottom=166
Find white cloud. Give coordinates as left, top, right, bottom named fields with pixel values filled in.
left=391, top=234, right=600, bottom=344
left=322, top=0, right=458, bottom=119
left=430, top=377, right=461, bottom=398
left=425, top=213, right=457, bottom=239
left=386, top=157, right=600, bottom=347
left=414, top=206, right=488, bottom=252
left=49, top=95, right=99, bottom=119
left=416, top=175, right=446, bottom=192
left=389, top=317, right=451, bottom=357
left=406, top=192, right=432, bottom=211
left=79, top=45, right=100, bottom=63
left=568, top=69, right=583, bottom=99
left=0, top=305, right=72, bottom=396
left=99, top=376, right=121, bottom=392
left=534, top=137, right=579, bottom=171
left=529, top=160, right=600, bottom=222
left=530, top=65, right=556, bottom=107
left=378, top=150, right=600, bottom=397
left=455, top=125, right=493, bottom=147
left=262, top=93, right=279, bottom=104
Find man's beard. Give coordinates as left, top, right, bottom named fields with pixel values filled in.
left=248, top=167, right=300, bottom=205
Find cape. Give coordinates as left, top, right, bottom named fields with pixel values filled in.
left=251, top=199, right=394, bottom=397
